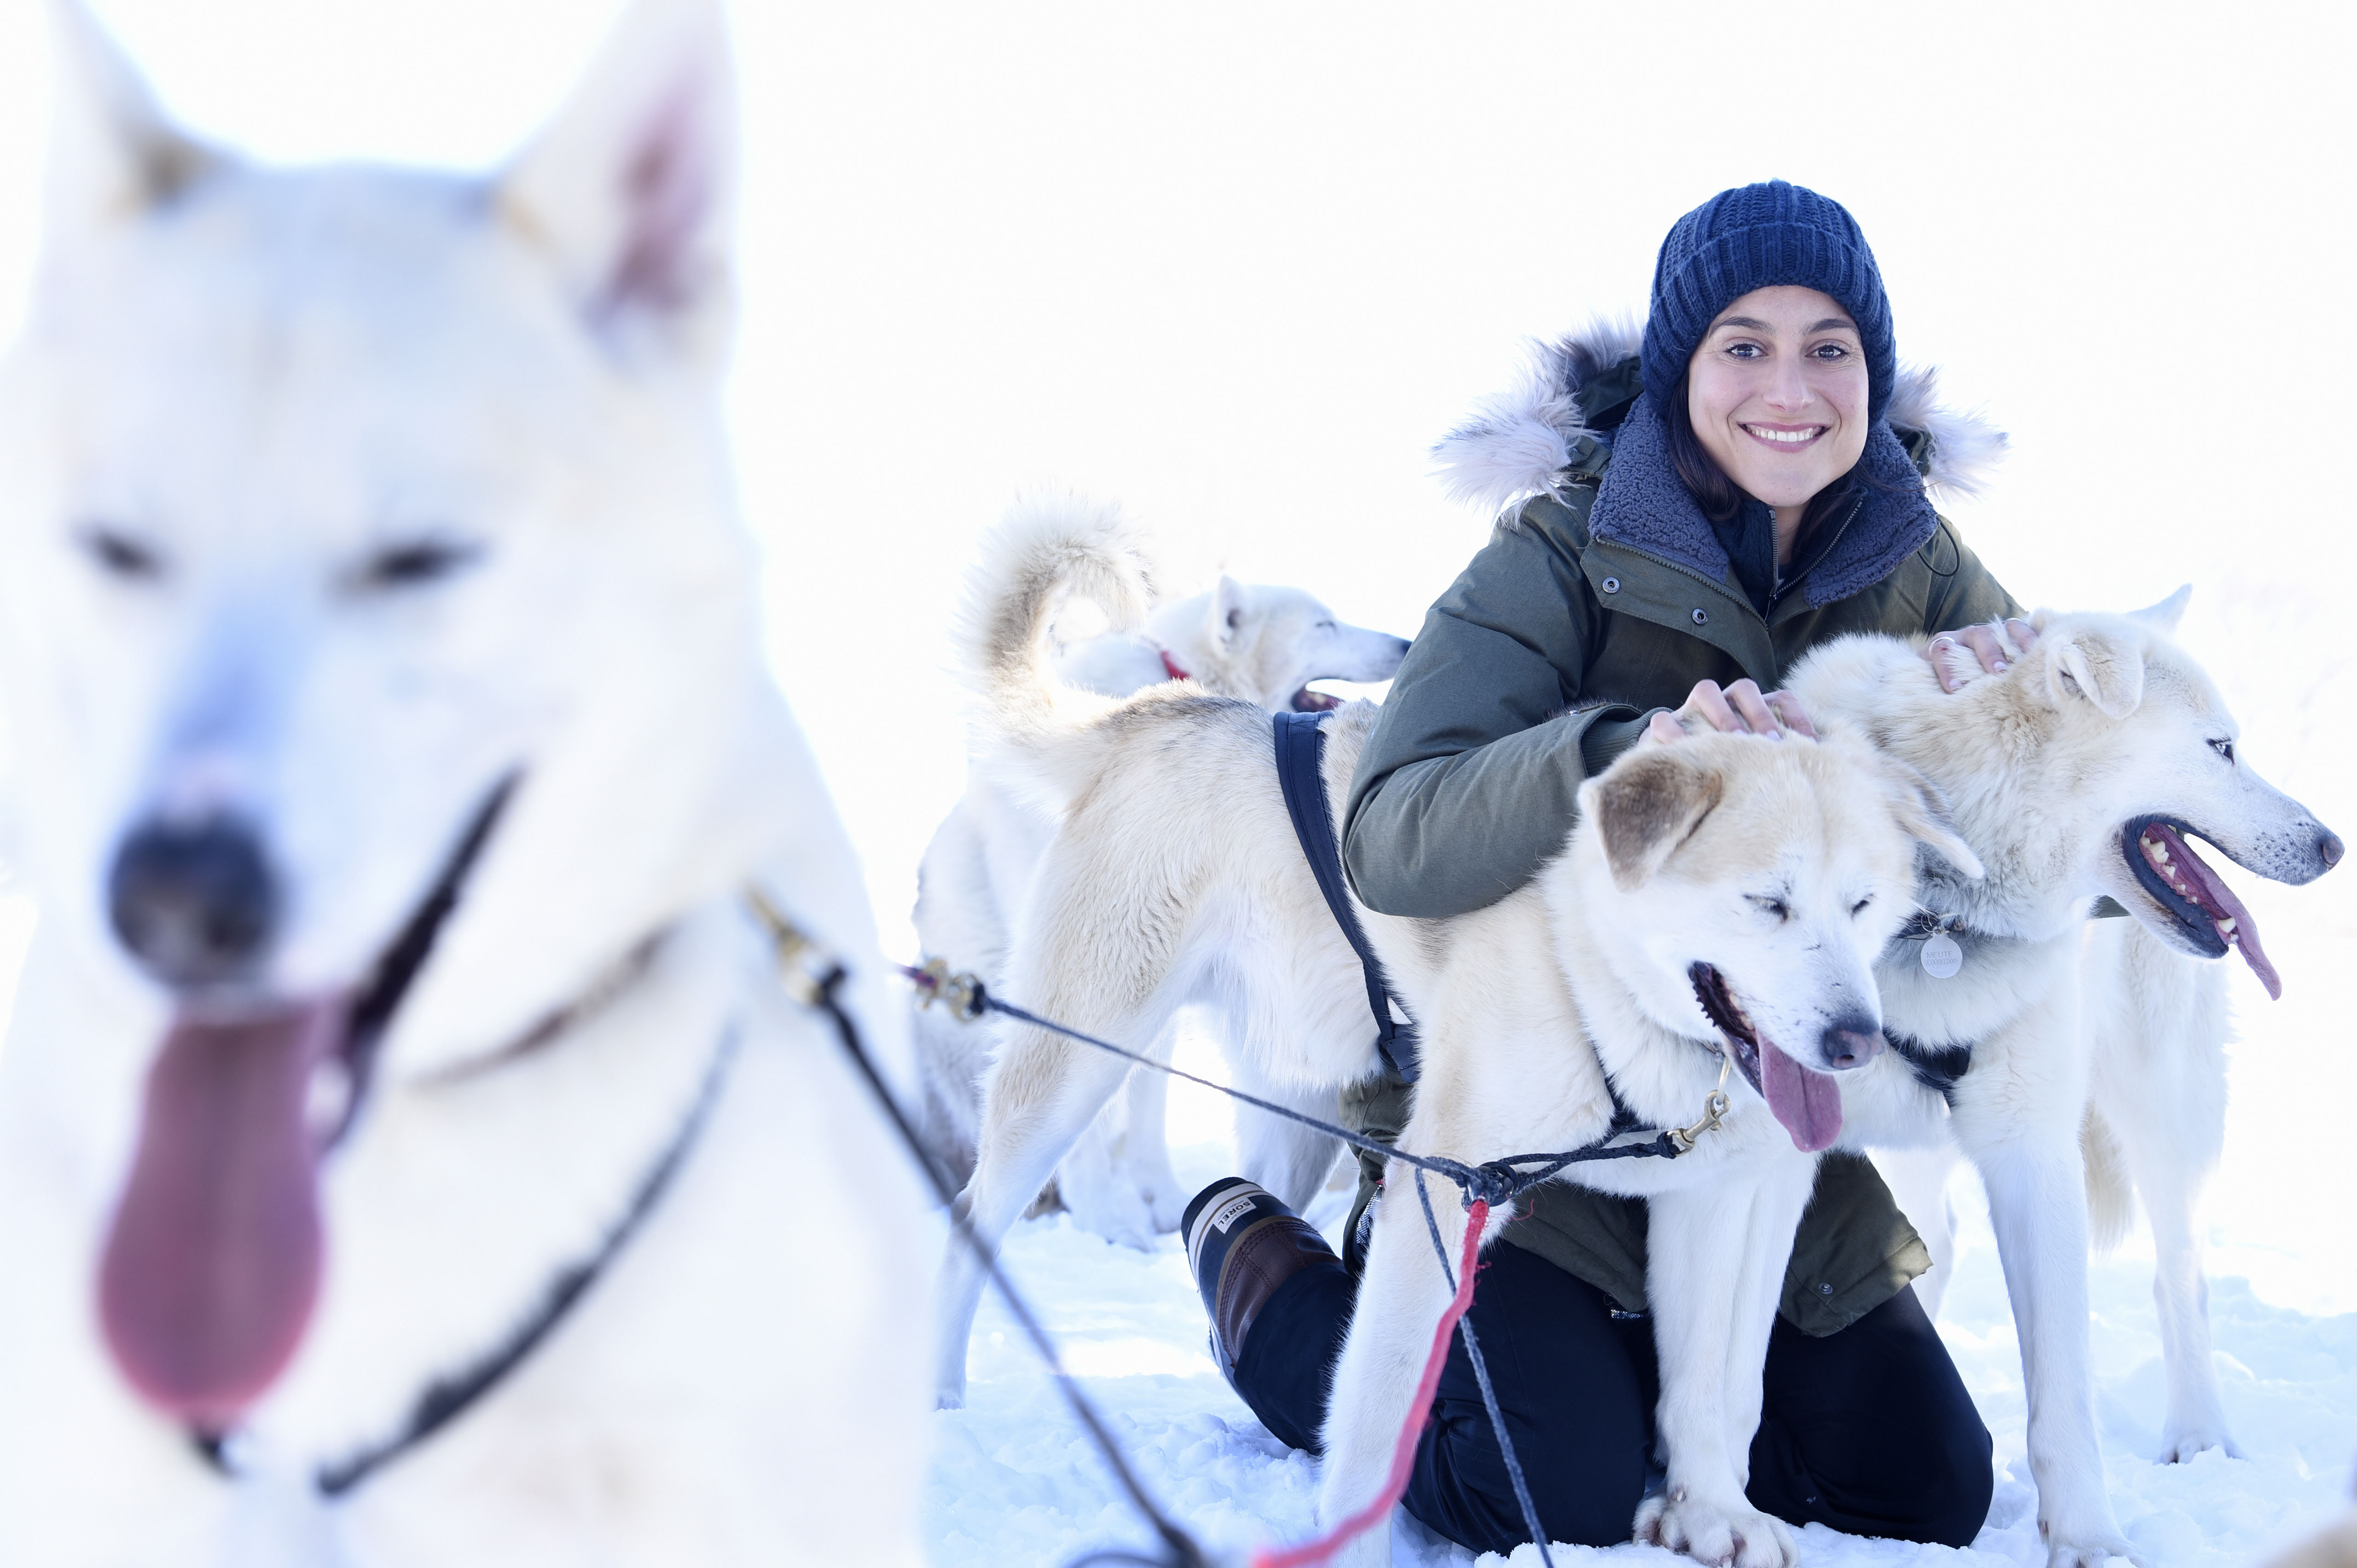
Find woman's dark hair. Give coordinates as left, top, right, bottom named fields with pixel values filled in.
left=1661, top=367, right=1877, bottom=550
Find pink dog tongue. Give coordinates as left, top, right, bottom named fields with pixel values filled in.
left=2165, top=831, right=2282, bottom=1000
left=98, top=1002, right=339, bottom=1428
left=1761, top=1039, right=1843, bottom=1153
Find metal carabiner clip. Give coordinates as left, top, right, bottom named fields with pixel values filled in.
left=1671, top=1055, right=1733, bottom=1153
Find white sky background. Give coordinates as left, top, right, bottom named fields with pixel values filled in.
left=0, top=1, right=2349, bottom=1306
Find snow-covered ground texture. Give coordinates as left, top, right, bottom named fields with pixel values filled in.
left=927, top=1121, right=2357, bottom=1568
left=922, top=807, right=2357, bottom=1568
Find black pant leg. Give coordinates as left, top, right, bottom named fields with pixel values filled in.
left=1746, top=1284, right=1994, bottom=1548
left=1229, top=1259, right=1354, bottom=1455
left=1229, top=1238, right=1652, bottom=1554
left=1404, top=1241, right=1653, bottom=1554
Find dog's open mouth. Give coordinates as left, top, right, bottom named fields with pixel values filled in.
left=2123, top=816, right=2280, bottom=1000
left=1289, top=685, right=1341, bottom=713
left=1689, top=962, right=1842, bottom=1153
left=97, top=778, right=515, bottom=1429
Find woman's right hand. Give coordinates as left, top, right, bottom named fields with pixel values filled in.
left=1644, top=678, right=1817, bottom=745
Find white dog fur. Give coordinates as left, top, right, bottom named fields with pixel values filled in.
left=0, top=3, right=929, bottom=1563
left=911, top=498, right=1408, bottom=1242
left=929, top=501, right=1988, bottom=1568
left=1789, top=597, right=2338, bottom=1568
left=1882, top=882, right=2255, bottom=1467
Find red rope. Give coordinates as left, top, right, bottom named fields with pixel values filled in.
left=1250, top=1198, right=1490, bottom=1568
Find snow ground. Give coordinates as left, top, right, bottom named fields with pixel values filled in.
left=926, top=1114, right=2357, bottom=1568
left=923, top=866, right=2357, bottom=1568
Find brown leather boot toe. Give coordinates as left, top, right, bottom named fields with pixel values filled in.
left=1182, top=1178, right=1342, bottom=1383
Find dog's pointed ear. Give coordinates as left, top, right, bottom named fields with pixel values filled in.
left=1875, top=756, right=1984, bottom=880
left=41, top=0, right=223, bottom=246
left=2127, top=584, right=2192, bottom=635
left=499, top=0, right=735, bottom=364
left=2038, top=623, right=2145, bottom=719
left=1208, top=576, right=1248, bottom=653
left=1579, top=746, right=1725, bottom=892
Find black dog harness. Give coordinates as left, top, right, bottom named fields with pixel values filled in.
left=1273, top=711, right=1420, bottom=1082
left=1274, top=708, right=1656, bottom=1136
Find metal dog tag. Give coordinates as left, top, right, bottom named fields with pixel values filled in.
left=1920, top=932, right=1963, bottom=979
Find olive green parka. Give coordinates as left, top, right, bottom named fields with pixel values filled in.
left=1338, top=327, right=2017, bottom=1333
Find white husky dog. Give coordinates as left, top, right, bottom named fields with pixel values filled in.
left=0, top=3, right=929, bottom=1564
left=932, top=507, right=1983, bottom=1568
left=1788, top=601, right=2339, bottom=1568
left=911, top=498, right=1408, bottom=1242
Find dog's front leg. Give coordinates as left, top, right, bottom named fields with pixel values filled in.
left=1716, top=1157, right=1819, bottom=1493
left=1315, top=1171, right=1496, bottom=1568
left=1977, top=1141, right=2136, bottom=1566
left=1958, top=1008, right=2137, bottom=1568
left=1637, top=1179, right=1805, bottom=1568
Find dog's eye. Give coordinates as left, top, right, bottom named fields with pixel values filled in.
left=349, top=537, right=482, bottom=593
left=2209, top=737, right=2235, bottom=765
left=1748, top=895, right=1790, bottom=922
left=1851, top=896, right=1873, bottom=916
left=76, top=523, right=165, bottom=582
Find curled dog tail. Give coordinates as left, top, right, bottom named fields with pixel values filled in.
left=2080, top=1106, right=2135, bottom=1254
left=955, top=491, right=1158, bottom=798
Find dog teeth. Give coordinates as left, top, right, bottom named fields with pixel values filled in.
left=2142, top=834, right=2196, bottom=893
left=2216, top=917, right=2236, bottom=937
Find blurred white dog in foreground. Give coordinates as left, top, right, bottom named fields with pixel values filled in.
left=0, top=2, right=929, bottom=1563
left=912, top=500, right=1408, bottom=1241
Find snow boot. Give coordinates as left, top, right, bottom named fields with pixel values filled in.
left=1183, top=1177, right=1341, bottom=1390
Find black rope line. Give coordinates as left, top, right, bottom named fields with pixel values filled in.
left=807, top=965, right=1210, bottom=1568
left=1412, top=1171, right=1557, bottom=1568
left=883, top=955, right=1699, bottom=1566
left=934, top=978, right=1686, bottom=1213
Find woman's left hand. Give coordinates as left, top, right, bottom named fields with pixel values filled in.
left=1924, top=617, right=2038, bottom=693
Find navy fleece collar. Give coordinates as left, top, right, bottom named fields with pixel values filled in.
left=1588, top=394, right=1938, bottom=610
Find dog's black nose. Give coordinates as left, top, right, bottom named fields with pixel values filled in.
left=1820, top=1016, right=1884, bottom=1070
left=2321, top=830, right=2344, bottom=870
left=108, top=817, right=280, bottom=989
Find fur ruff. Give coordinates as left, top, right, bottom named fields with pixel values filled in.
left=1431, top=317, right=2007, bottom=523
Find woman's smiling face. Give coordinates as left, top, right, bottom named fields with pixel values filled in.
left=1686, top=285, right=1870, bottom=512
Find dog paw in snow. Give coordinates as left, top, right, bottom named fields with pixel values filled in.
left=2160, top=1419, right=2244, bottom=1464
left=2040, top=1521, right=2143, bottom=1568
left=1635, top=1485, right=1799, bottom=1568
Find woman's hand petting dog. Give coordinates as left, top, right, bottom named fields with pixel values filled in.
left=1646, top=678, right=1817, bottom=745
left=1648, top=613, right=2038, bottom=747
left=1925, top=616, right=2039, bottom=692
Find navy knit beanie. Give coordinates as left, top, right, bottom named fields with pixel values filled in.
left=1641, top=180, right=1897, bottom=425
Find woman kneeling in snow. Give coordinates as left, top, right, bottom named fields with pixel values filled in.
left=1187, top=179, right=2019, bottom=1556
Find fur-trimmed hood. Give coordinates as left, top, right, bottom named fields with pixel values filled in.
left=1431, top=317, right=2007, bottom=525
